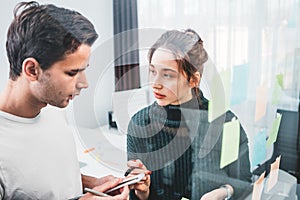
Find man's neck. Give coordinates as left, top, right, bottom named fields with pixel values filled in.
left=0, top=79, right=46, bottom=118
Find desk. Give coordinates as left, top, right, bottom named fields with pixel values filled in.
left=243, top=169, right=298, bottom=200
left=72, top=126, right=298, bottom=199
left=72, top=125, right=127, bottom=178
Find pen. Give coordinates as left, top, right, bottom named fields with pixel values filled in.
left=68, top=194, right=84, bottom=200
left=84, top=187, right=111, bottom=197
left=124, top=167, right=152, bottom=177
left=124, top=167, right=137, bottom=176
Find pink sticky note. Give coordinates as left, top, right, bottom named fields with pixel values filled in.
left=254, top=85, right=267, bottom=121
left=266, top=156, right=281, bottom=191
left=252, top=171, right=265, bottom=200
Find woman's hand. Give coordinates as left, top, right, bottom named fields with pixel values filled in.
left=126, top=159, right=151, bottom=200
left=200, top=184, right=233, bottom=200
left=80, top=177, right=129, bottom=200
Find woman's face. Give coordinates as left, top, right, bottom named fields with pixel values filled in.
left=149, top=48, right=193, bottom=106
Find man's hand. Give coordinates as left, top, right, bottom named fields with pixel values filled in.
left=80, top=177, right=129, bottom=200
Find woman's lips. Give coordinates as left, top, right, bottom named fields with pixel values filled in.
left=153, top=92, right=166, bottom=99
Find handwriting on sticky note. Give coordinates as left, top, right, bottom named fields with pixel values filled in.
left=252, top=171, right=265, bottom=200
left=220, top=119, right=240, bottom=168
left=267, top=156, right=281, bottom=191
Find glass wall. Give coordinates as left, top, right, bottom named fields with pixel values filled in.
left=137, top=0, right=300, bottom=198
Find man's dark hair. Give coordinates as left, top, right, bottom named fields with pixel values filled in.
left=6, top=1, right=98, bottom=80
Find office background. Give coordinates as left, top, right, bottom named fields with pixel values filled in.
left=0, top=0, right=299, bottom=197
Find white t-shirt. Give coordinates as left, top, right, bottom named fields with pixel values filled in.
left=0, top=106, right=82, bottom=200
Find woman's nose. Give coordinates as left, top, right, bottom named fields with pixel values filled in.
left=152, top=82, right=163, bottom=89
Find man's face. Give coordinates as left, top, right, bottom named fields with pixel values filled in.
left=32, top=44, right=91, bottom=108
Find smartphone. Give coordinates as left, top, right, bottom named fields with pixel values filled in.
left=105, top=173, right=145, bottom=194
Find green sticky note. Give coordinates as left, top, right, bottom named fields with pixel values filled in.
left=276, top=74, right=284, bottom=88
left=272, top=74, right=284, bottom=105
left=208, top=72, right=227, bottom=122
left=220, top=68, right=231, bottom=110
left=266, top=113, right=282, bottom=147
left=220, top=119, right=240, bottom=168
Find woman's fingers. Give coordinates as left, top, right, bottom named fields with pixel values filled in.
left=126, top=159, right=151, bottom=176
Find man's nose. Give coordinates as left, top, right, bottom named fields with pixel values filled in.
left=76, top=71, right=89, bottom=89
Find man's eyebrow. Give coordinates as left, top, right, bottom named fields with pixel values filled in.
left=70, top=64, right=90, bottom=72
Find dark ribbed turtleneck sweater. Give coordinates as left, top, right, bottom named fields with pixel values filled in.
left=127, top=92, right=252, bottom=200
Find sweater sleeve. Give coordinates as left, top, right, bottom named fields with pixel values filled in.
left=127, top=119, right=143, bottom=200
left=0, top=182, right=3, bottom=199
left=0, top=166, right=4, bottom=199
left=127, top=118, right=145, bottom=160
left=127, top=110, right=164, bottom=200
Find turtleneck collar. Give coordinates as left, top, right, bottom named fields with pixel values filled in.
left=159, top=91, right=208, bottom=121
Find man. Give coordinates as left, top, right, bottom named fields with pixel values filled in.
left=0, top=1, right=129, bottom=199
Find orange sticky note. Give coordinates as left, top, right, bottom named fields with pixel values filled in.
left=254, top=85, right=267, bottom=121
left=252, top=171, right=265, bottom=200
left=266, top=156, right=281, bottom=191
left=83, top=147, right=95, bottom=153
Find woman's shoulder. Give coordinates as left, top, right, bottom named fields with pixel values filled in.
left=224, top=110, right=238, bottom=122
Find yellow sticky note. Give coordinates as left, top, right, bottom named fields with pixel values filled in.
left=267, top=156, right=281, bottom=191
left=266, top=113, right=282, bottom=147
left=95, top=155, right=101, bottom=162
left=254, top=85, right=267, bottom=122
left=220, top=119, right=240, bottom=168
left=252, top=171, right=266, bottom=200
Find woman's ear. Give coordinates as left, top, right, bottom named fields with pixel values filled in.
left=189, top=71, right=201, bottom=88
left=22, top=58, right=41, bottom=81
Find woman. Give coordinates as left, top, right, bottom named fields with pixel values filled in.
left=126, top=29, right=252, bottom=200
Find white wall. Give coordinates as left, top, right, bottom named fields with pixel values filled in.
left=0, top=0, right=115, bottom=128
